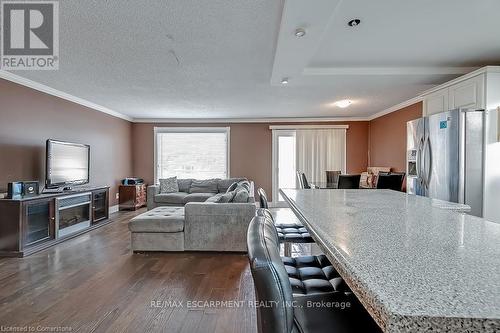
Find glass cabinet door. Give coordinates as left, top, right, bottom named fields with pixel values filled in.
left=92, top=190, right=108, bottom=223
left=24, top=199, right=55, bottom=246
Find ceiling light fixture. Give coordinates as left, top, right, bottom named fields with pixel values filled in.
left=335, top=99, right=352, bottom=108
left=294, top=28, right=306, bottom=37
left=348, top=19, right=361, bottom=27
left=281, top=78, right=289, bottom=85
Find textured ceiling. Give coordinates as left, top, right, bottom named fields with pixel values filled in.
left=6, top=0, right=500, bottom=120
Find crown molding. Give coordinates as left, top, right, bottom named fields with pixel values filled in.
left=132, top=116, right=371, bottom=123
left=367, top=96, right=423, bottom=121
left=303, top=66, right=479, bottom=76
left=0, top=70, right=133, bottom=122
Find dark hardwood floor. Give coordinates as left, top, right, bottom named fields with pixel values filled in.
left=0, top=209, right=257, bottom=333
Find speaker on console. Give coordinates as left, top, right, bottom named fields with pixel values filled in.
left=7, top=181, right=39, bottom=198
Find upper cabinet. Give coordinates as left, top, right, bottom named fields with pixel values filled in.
left=421, top=66, right=500, bottom=116
left=424, top=88, right=449, bottom=116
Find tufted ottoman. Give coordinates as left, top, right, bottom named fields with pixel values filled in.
left=128, top=207, right=185, bottom=252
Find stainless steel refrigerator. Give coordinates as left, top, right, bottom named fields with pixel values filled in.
left=406, top=109, right=485, bottom=217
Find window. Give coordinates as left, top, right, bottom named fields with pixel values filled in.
left=155, top=127, right=230, bottom=182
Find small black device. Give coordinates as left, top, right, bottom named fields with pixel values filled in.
left=22, top=181, right=39, bottom=196
left=7, top=181, right=39, bottom=198
left=121, top=178, right=144, bottom=185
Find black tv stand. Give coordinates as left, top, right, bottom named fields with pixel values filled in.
left=0, top=186, right=110, bottom=257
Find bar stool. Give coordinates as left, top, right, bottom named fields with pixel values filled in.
left=257, top=188, right=314, bottom=257
left=247, top=213, right=382, bottom=333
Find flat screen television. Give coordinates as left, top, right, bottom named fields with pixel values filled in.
left=46, top=139, right=90, bottom=189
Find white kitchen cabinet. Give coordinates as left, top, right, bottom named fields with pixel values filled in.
left=448, top=74, right=485, bottom=110
left=423, top=89, right=449, bottom=116
left=422, top=70, right=493, bottom=116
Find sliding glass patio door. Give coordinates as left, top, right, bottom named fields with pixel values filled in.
left=272, top=130, right=296, bottom=205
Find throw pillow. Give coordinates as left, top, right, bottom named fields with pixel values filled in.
left=217, top=178, right=246, bottom=192
left=218, top=190, right=236, bottom=203
left=232, top=189, right=249, bottom=203
left=226, top=182, right=239, bottom=193
left=206, top=193, right=223, bottom=203
left=159, top=177, right=179, bottom=193
left=237, top=180, right=251, bottom=191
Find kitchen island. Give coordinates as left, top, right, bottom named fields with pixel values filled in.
left=280, top=188, right=500, bottom=333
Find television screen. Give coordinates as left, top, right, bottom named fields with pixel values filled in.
left=46, top=140, right=90, bottom=188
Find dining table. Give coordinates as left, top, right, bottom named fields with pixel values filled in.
left=311, top=181, right=373, bottom=189
left=311, top=181, right=338, bottom=189
left=280, top=188, right=500, bottom=333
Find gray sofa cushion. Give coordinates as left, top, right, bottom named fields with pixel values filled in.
left=177, top=179, right=194, bottom=193
left=155, top=192, right=189, bottom=205
left=129, top=207, right=184, bottom=233
left=159, top=177, right=179, bottom=193
left=189, top=179, right=219, bottom=194
left=233, top=189, right=250, bottom=203
left=218, top=177, right=246, bottom=192
left=183, top=192, right=215, bottom=203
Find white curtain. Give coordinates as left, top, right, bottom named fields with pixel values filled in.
left=296, top=129, right=346, bottom=183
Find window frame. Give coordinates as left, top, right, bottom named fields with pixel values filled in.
left=153, top=126, right=231, bottom=183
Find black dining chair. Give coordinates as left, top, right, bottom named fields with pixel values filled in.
left=326, top=170, right=341, bottom=184
left=337, top=174, right=361, bottom=189
left=376, top=172, right=405, bottom=191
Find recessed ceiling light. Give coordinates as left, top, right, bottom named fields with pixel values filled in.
left=294, top=28, right=306, bottom=37
left=348, top=19, right=361, bottom=27
left=335, top=99, right=352, bottom=108
left=281, top=78, right=289, bottom=85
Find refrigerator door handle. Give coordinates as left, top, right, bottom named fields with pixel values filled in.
left=416, top=138, right=424, bottom=184
left=424, top=135, right=432, bottom=189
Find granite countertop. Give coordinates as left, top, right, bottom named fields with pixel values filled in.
left=280, top=189, right=500, bottom=333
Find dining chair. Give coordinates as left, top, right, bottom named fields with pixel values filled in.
left=376, top=172, right=405, bottom=191
left=326, top=170, right=341, bottom=184
left=337, top=174, right=361, bottom=189
left=300, top=173, right=312, bottom=189
left=296, top=171, right=304, bottom=189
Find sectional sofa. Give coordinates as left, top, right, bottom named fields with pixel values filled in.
left=147, top=177, right=252, bottom=209
left=130, top=178, right=256, bottom=252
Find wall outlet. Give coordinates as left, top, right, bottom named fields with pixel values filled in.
left=115, top=193, right=119, bottom=200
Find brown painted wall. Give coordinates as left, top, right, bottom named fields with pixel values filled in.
left=132, top=121, right=369, bottom=198
left=368, top=102, right=423, bottom=172
left=0, top=79, right=132, bottom=206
